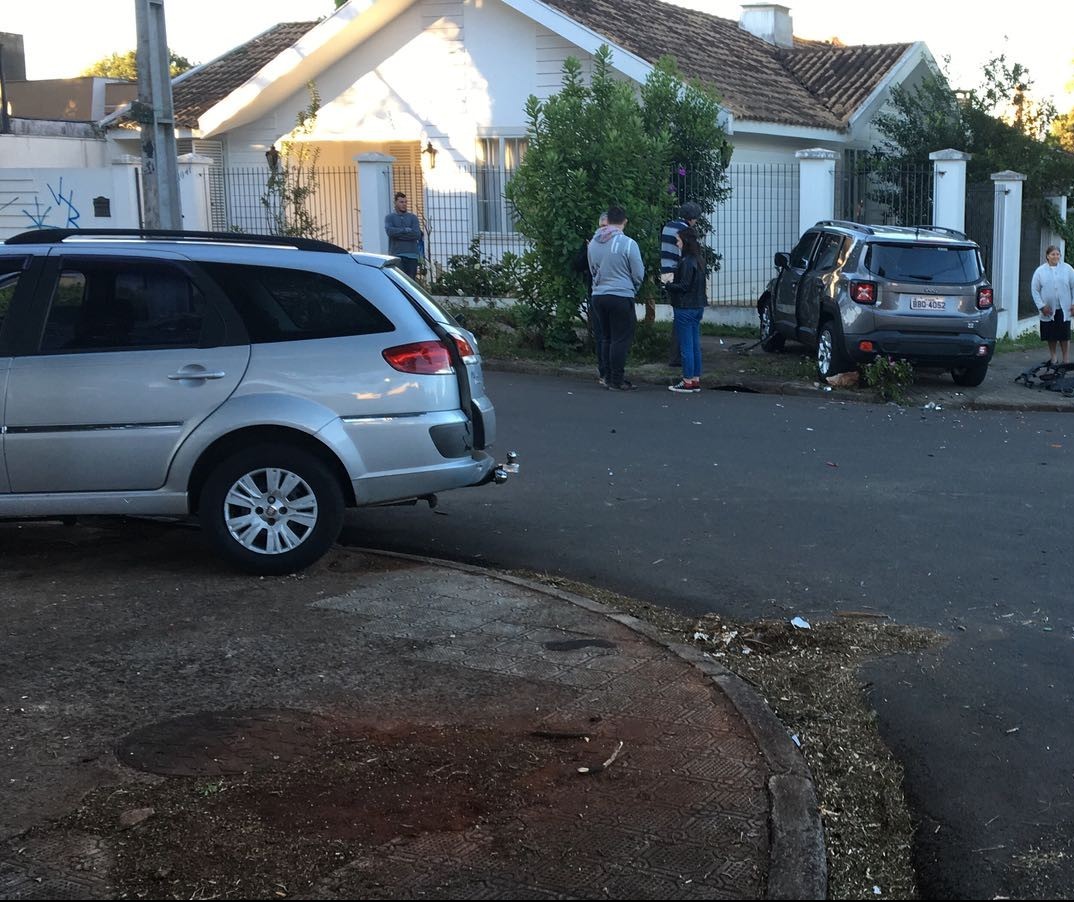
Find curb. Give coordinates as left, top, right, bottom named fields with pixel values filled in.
left=481, top=357, right=1074, bottom=413
left=353, top=546, right=828, bottom=901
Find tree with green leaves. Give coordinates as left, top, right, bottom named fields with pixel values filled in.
left=81, top=49, right=194, bottom=80
left=872, top=55, right=1074, bottom=193
left=505, top=45, right=730, bottom=349
left=261, top=84, right=328, bottom=240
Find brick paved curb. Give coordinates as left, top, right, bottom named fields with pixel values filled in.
left=357, top=548, right=828, bottom=901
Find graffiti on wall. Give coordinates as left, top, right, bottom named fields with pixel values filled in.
left=13, top=177, right=82, bottom=229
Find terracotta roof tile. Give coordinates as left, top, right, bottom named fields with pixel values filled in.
left=171, top=21, right=319, bottom=127
left=540, top=0, right=912, bottom=130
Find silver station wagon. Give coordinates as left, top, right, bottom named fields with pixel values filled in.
left=0, top=229, right=514, bottom=574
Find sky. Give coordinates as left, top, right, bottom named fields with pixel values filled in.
left=3, top=0, right=1073, bottom=110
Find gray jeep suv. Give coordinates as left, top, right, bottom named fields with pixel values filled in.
left=757, top=221, right=996, bottom=386
left=0, top=229, right=514, bottom=574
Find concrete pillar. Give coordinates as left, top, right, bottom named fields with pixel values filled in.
left=929, top=149, right=970, bottom=233
left=1044, top=195, right=1068, bottom=260
left=795, top=148, right=837, bottom=235
left=177, top=153, right=213, bottom=231
left=110, top=154, right=144, bottom=229
left=990, top=170, right=1026, bottom=339
left=356, top=152, right=395, bottom=254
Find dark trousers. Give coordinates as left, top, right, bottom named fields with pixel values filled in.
left=592, top=294, right=637, bottom=387
left=398, top=256, right=419, bottom=279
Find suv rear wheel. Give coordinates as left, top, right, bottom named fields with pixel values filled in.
left=817, top=320, right=849, bottom=378
left=759, top=298, right=785, bottom=352
left=200, top=443, right=345, bottom=575
left=951, top=362, right=988, bottom=387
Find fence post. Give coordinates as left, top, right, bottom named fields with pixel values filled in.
left=1044, top=195, right=1068, bottom=259
left=356, top=152, right=394, bottom=254
left=990, top=170, right=1026, bottom=339
left=795, top=148, right=837, bottom=234
left=929, top=149, right=970, bottom=233
left=177, top=153, right=213, bottom=231
left=110, top=155, right=144, bottom=228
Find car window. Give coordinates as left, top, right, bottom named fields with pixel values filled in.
left=38, top=259, right=207, bottom=354
left=812, top=234, right=845, bottom=271
left=204, top=263, right=394, bottom=343
left=864, top=243, right=982, bottom=283
left=789, top=232, right=819, bottom=269
left=0, top=256, right=29, bottom=332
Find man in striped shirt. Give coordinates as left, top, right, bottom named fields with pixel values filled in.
left=660, top=202, right=702, bottom=367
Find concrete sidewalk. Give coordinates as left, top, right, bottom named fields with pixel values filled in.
left=0, top=524, right=825, bottom=900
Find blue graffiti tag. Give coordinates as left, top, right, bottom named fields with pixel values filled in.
left=48, top=177, right=81, bottom=228
left=19, top=176, right=81, bottom=229
left=21, top=197, right=53, bottom=229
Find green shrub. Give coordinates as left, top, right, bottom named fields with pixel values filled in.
left=427, top=238, right=523, bottom=298
left=862, top=356, right=914, bottom=403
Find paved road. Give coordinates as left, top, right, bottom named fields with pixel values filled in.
left=341, top=370, right=1074, bottom=899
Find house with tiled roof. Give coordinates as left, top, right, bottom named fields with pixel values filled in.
left=16, top=0, right=939, bottom=302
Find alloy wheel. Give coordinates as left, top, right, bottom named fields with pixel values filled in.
left=223, top=467, right=319, bottom=555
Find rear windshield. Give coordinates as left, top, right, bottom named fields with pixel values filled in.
left=383, top=265, right=461, bottom=326
left=864, top=243, right=982, bottom=284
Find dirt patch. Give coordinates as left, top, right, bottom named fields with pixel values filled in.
left=61, top=721, right=572, bottom=900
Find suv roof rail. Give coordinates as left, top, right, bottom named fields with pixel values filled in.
left=816, top=219, right=875, bottom=235
left=908, top=224, right=969, bottom=240
left=4, top=228, right=349, bottom=254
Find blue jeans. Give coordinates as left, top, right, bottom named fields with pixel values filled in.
left=674, top=307, right=703, bottom=380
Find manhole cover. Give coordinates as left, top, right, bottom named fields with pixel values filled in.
left=116, top=708, right=332, bottom=776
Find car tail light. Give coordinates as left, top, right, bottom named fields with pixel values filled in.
left=452, top=334, right=478, bottom=361
left=851, top=281, right=877, bottom=304
left=859, top=340, right=875, bottom=352
left=382, top=341, right=453, bottom=374
left=976, top=287, right=994, bottom=309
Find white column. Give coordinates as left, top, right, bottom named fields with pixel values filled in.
left=110, top=154, right=144, bottom=229
left=929, top=149, right=970, bottom=233
left=177, top=153, right=213, bottom=231
left=990, top=170, right=1026, bottom=339
left=356, top=152, right=395, bottom=254
left=795, top=148, right=837, bottom=235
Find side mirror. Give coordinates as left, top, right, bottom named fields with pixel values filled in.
left=774, top=252, right=790, bottom=269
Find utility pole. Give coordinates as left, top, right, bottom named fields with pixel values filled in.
left=134, top=0, right=181, bottom=229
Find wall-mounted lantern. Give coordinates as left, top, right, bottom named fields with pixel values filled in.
left=422, top=141, right=438, bottom=170
left=265, top=146, right=281, bottom=172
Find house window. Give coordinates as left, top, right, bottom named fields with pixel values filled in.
left=476, top=137, right=527, bottom=233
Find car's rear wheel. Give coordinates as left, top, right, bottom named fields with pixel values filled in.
left=817, top=320, right=849, bottom=378
left=951, top=362, right=988, bottom=387
left=759, top=298, right=785, bottom=352
left=199, top=444, right=345, bottom=575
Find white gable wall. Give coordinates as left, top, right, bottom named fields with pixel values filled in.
left=221, top=0, right=595, bottom=171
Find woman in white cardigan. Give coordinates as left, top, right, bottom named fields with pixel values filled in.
left=1031, top=245, right=1074, bottom=366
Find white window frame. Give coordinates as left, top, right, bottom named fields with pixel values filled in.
left=475, top=133, right=527, bottom=235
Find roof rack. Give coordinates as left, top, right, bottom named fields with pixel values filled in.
left=4, top=228, right=349, bottom=254
left=815, top=220, right=875, bottom=235
left=908, top=224, right=968, bottom=240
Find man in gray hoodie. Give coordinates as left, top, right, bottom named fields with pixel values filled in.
left=587, top=205, right=645, bottom=391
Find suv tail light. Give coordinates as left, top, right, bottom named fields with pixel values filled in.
left=850, top=281, right=877, bottom=304
left=382, top=341, right=454, bottom=374
left=976, top=287, right=994, bottom=310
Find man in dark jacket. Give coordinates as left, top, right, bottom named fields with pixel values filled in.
left=660, top=201, right=702, bottom=367
left=385, top=192, right=422, bottom=278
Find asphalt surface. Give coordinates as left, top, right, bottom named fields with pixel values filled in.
left=340, top=352, right=1074, bottom=899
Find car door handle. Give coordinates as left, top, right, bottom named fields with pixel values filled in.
left=168, top=370, right=227, bottom=381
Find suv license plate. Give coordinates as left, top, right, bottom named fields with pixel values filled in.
left=910, top=296, right=947, bottom=311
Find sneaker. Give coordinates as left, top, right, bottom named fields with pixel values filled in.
left=669, top=380, right=700, bottom=393
left=607, top=380, right=637, bottom=392
left=597, top=376, right=607, bottom=387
